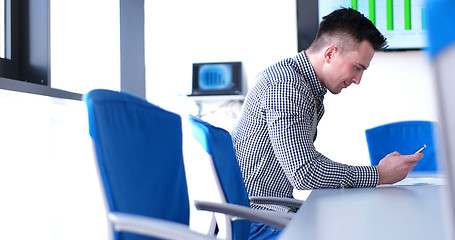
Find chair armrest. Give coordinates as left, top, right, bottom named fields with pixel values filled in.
left=194, top=200, right=291, bottom=230
left=108, top=212, right=216, bottom=240
left=249, top=196, right=304, bottom=211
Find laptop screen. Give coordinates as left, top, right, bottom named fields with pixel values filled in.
left=190, top=61, right=243, bottom=96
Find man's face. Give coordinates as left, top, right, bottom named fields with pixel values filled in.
left=320, top=40, right=375, bottom=94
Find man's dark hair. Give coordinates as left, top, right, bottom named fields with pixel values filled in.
left=309, top=8, right=387, bottom=52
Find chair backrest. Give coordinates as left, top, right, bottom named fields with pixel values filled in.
left=84, top=89, right=189, bottom=240
left=365, top=120, right=440, bottom=172
left=188, top=115, right=250, bottom=240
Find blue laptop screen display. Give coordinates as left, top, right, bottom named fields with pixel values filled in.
left=191, top=61, right=242, bottom=96
left=198, top=64, right=233, bottom=90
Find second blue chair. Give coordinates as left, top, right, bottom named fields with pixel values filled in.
left=365, top=120, right=440, bottom=173
left=188, top=115, right=303, bottom=240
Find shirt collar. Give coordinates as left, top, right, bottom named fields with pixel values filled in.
left=295, top=51, right=327, bottom=98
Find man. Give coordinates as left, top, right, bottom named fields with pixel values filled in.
left=231, top=8, right=423, bottom=239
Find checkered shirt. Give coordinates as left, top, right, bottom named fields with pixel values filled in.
left=232, top=51, right=379, bottom=211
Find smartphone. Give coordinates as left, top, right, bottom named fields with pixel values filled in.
left=413, top=144, right=426, bottom=154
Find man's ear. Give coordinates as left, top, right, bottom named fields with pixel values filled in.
left=323, top=45, right=337, bottom=63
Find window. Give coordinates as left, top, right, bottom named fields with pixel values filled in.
left=0, top=0, right=124, bottom=100
left=0, top=0, right=6, bottom=59
left=0, top=0, right=19, bottom=81
left=50, top=0, right=121, bottom=95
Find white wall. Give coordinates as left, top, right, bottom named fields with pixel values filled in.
left=144, top=0, right=298, bottom=118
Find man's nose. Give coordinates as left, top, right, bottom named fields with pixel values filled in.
left=352, top=72, right=364, bottom=85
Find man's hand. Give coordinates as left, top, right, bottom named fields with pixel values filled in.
left=376, top=151, right=423, bottom=185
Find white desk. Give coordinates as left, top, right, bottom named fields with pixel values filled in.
left=280, top=183, right=450, bottom=240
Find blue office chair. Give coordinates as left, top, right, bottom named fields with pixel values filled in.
left=365, top=120, right=440, bottom=172
left=187, top=115, right=303, bottom=240
left=84, top=89, right=214, bottom=240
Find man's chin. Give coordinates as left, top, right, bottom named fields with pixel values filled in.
left=328, top=88, right=342, bottom=94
